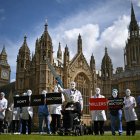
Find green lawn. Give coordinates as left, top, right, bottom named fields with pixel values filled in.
left=0, top=133, right=140, bottom=140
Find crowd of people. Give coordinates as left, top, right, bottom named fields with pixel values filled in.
left=90, top=87, right=138, bottom=136
left=0, top=81, right=139, bottom=136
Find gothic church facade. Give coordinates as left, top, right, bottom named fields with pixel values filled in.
left=0, top=3, right=140, bottom=124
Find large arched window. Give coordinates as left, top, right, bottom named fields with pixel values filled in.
left=74, top=72, right=90, bottom=114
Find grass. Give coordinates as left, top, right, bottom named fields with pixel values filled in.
left=0, top=132, right=140, bottom=140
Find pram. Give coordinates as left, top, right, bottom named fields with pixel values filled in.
left=58, top=102, right=84, bottom=136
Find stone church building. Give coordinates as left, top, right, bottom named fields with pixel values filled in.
left=0, top=4, right=140, bottom=125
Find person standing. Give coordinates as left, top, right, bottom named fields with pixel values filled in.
left=123, top=89, right=138, bottom=136
left=9, top=95, right=20, bottom=134
left=109, top=89, right=123, bottom=135
left=50, top=85, right=65, bottom=134
left=90, top=88, right=106, bottom=135
left=21, top=91, right=33, bottom=134
left=38, top=90, right=51, bottom=135
left=0, top=92, right=8, bottom=134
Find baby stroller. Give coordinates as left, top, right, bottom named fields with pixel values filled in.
left=58, top=102, right=84, bottom=136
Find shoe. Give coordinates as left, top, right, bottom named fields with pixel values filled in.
left=48, top=132, right=52, bottom=135
left=119, top=132, right=122, bottom=136
left=112, top=132, right=116, bottom=136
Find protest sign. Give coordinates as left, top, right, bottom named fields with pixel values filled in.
left=46, top=92, right=62, bottom=105
left=108, top=98, right=124, bottom=109
left=14, top=92, right=62, bottom=107
left=14, top=96, right=29, bottom=107
left=30, top=94, right=45, bottom=106
left=89, top=98, right=108, bottom=110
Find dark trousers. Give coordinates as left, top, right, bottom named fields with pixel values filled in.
left=12, top=120, right=20, bottom=133
left=94, top=121, right=104, bottom=135
left=63, top=111, right=74, bottom=130
left=51, top=114, right=61, bottom=133
left=0, top=119, right=3, bottom=133
left=126, top=121, right=136, bottom=136
left=21, top=116, right=32, bottom=134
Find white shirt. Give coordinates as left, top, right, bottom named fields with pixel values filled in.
left=90, top=94, right=107, bottom=121
left=62, top=89, right=83, bottom=111
left=0, top=97, right=8, bottom=120
left=9, top=103, right=20, bottom=120
left=0, top=98, right=8, bottom=119
left=124, top=96, right=138, bottom=122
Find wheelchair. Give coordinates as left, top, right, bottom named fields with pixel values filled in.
left=58, top=102, right=84, bottom=136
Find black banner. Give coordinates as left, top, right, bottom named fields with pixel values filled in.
left=46, top=92, right=62, bottom=105
left=108, top=98, right=124, bottom=109
left=30, top=94, right=45, bottom=106
left=14, top=93, right=62, bottom=107
left=14, top=96, right=29, bottom=107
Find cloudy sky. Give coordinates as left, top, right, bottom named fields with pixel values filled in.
left=0, top=0, right=140, bottom=82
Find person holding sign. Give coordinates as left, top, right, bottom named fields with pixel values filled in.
left=108, top=89, right=123, bottom=136
left=9, top=94, right=20, bottom=134
left=50, top=85, right=65, bottom=134
left=123, top=89, right=138, bottom=136
left=20, top=91, right=33, bottom=134
left=90, top=88, right=106, bottom=135
left=38, top=90, right=52, bottom=135
left=0, top=92, right=8, bottom=134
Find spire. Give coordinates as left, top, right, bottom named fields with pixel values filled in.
left=101, top=47, right=113, bottom=80
left=0, top=45, right=9, bottom=65
left=57, top=42, right=62, bottom=60
left=129, top=2, right=139, bottom=36
left=125, top=2, right=140, bottom=70
left=44, top=23, right=48, bottom=32
left=90, top=53, right=95, bottom=70
left=23, top=36, right=27, bottom=45
left=105, top=47, right=108, bottom=55
left=78, top=34, right=82, bottom=53
left=131, top=2, right=136, bottom=23
left=64, top=44, right=69, bottom=66
left=65, top=44, right=68, bottom=51
left=20, top=36, right=30, bottom=53
left=1, top=45, right=7, bottom=56
left=35, top=38, right=39, bottom=52
left=40, top=21, right=52, bottom=46
left=44, top=19, right=48, bottom=32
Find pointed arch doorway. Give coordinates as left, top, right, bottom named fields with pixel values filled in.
left=74, top=72, right=90, bottom=114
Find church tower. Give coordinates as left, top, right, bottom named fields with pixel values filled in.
left=124, top=3, right=140, bottom=70
left=34, top=23, right=54, bottom=94
left=0, top=46, right=11, bottom=87
left=16, top=36, right=31, bottom=94
left=101, top=47, right=113, bottom=97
